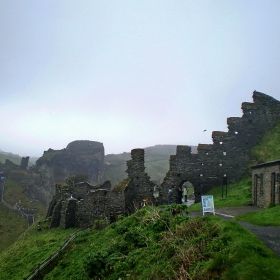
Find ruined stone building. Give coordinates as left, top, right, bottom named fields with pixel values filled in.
left=161, top=91, right=280, bottom=202
left=46, top=91, right=280, bottom=228
left=47, top=149, right=156, bottom=229
left=252, top=160, right=280, bottom=208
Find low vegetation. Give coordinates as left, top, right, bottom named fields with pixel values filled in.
left=236, top=205, right=280, bottom=226
left=0, top=204, right=27, bottom=252
left=3, top=178, right=46, bottom=220
left=251, top=119, right=280, bottom=163
left=1, top=204, right=280, bottom=279
left=189, top=177, right=252, bottom=212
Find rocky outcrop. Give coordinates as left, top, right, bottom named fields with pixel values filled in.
left=35, top=140, right=104, bottom=202
left=1, top=140, right=105, bottom=210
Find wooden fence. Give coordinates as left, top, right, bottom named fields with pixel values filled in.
left=23, top=228, right=85, bottom=280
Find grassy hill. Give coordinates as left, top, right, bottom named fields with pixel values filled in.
left=0, top=150, right=37, bottom=166
left=0, top=203, right=27, bottom=252
left=1, top=204, right=280, bottom=279
left=0, top=151, right=22, bottom=165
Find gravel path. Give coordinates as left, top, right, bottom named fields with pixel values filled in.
left=189, top=205, right=280, bottom=258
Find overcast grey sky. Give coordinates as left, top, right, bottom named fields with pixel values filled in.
left=1, top=1, right=280, bottom=157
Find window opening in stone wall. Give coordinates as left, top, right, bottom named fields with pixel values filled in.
left=235, top=131, right=238, bottom=134
left=260, top=174, right=263, bottom=194
left=223, top=152, right=226, bottom=155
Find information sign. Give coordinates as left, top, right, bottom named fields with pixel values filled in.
left=201, top=195, right=215, bottom=215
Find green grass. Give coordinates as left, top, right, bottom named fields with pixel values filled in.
left=251, top=119, right=280, bottom=163
left=0, top=204, right=27, bottom=252
left=189, top=177, right=252, bottom=212
left=0, top=152, right=21, bottom=165
left=3, top=178, right=46, bottom=220
left=1, top=205, right=279, bottom=280
left=0, top=219, right=76, bottom=279
left=235, top=205, right=280, bottom=226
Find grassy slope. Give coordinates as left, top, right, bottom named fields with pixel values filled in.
left=0, top=151, right=36, bottom=166
left=0, top=220, right=76, bottom=279
left=1, top=205, right=280, bottom=280
left=0, top=203, right=27, bottom=252
left=0, top=153, right=21, bottom=165
left=250, top=120, right=280, bottom=163
left=189, top=177, right=252, bottom=211
left=3, top=178, right=46, bottom=220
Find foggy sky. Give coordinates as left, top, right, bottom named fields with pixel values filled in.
left=1, top=1, right=280, bottom=157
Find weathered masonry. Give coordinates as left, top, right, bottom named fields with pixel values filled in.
left=46, top=148, right=156, bottom=229
left=161, top=91, right=280, bottom=203
left=252, top=160, right=280, bottom=208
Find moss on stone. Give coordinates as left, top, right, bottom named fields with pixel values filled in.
left=57, top=182, right=69, bottom=189
left=112, top=178, right=131, bottom=192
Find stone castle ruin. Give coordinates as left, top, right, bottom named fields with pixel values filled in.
left=161, top=91, right=280, bottom=202
left=46, top=149, right=156, bottom=229
left=47, top=91, right=280, bottom=229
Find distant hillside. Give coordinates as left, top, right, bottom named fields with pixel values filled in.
left=0, top=151, right=22, bottom=165
left=0, top=150, right=36, bottom=166
left=104, top=145, right=197, bottom=185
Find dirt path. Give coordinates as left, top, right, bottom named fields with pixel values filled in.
left=189, top=205, right=280, bottom=258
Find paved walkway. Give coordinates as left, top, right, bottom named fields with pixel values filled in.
left=188, top=202, right=280, bottom=258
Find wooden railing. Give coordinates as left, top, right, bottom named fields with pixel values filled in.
left=23, top=228, right=85, bottom=280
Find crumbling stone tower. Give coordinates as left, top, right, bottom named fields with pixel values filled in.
left=126, top=148, right=155, bottom=206
left=161, top=91, right=280, bottom=203
left=20, top=156, right=29, bottom=169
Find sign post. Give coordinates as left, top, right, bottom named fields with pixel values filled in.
left=201, top=195, right=215, bottom=216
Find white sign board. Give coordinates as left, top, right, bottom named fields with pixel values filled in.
left=201, top=195, right=215, bottom=215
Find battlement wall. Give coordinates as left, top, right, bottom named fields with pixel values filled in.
left=161, top=91, right=280, bottom=202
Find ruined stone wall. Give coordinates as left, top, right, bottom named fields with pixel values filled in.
left=161, top=91, right=280, bottom=202
left=126, top=149, right=155, bottom=205
left=75, top=189, right=108, bottom=228
left=47, top=148, right=159, bottom=229
left=107, top=190, right=126, bottom=221
left=20, top=157, right=29, bottom=169
left=49, top=199, right=62, bottom=228
left=60, top=199, right=77, bottom=229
